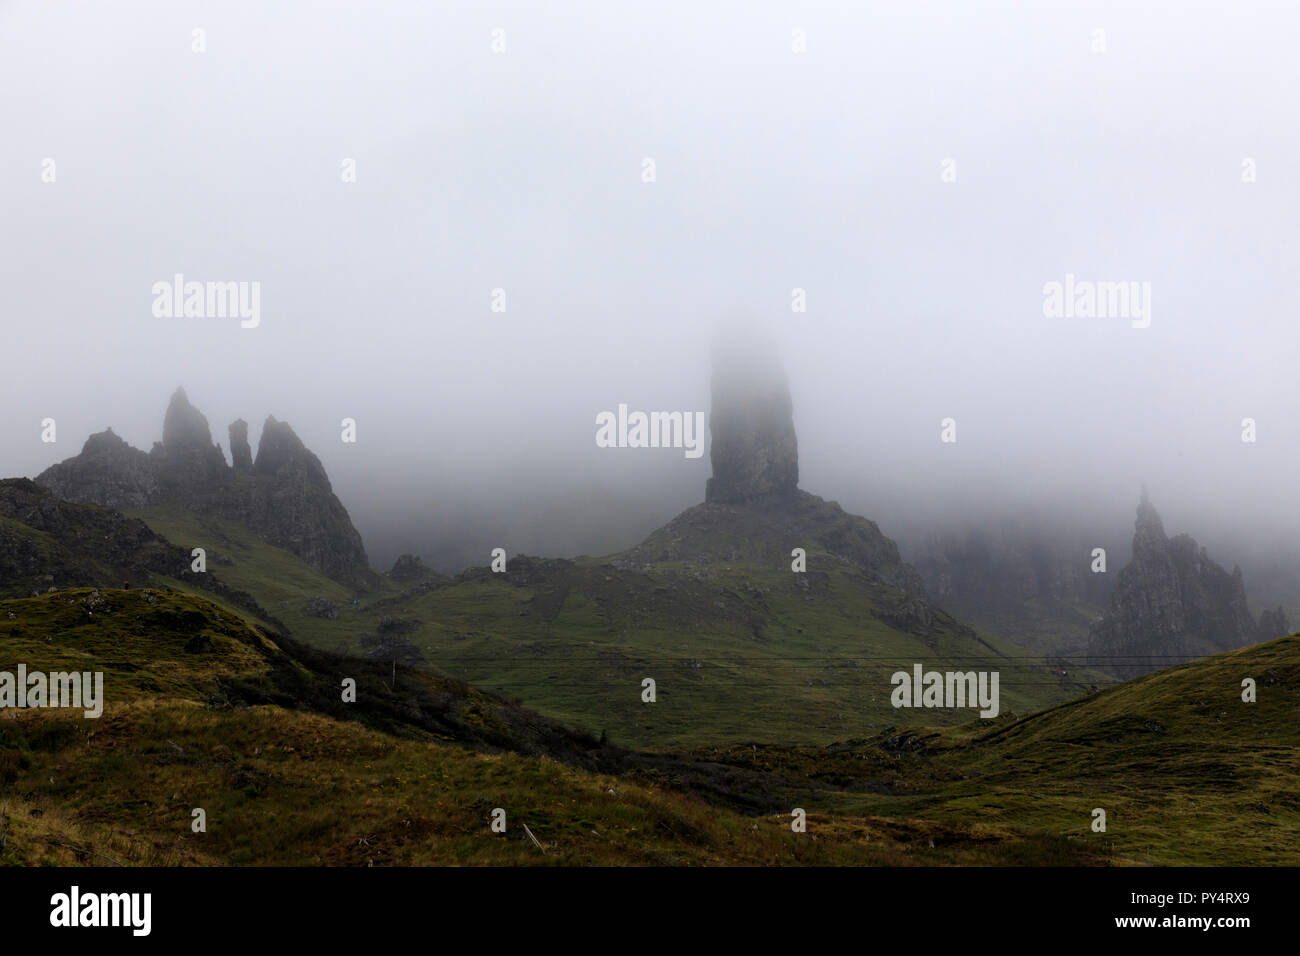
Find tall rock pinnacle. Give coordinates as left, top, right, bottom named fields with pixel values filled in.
left=161, top=386, right=215, bottom=450
left=153, top=386, right=227, bottom=487
left=704, top=327, right=799, bottom=507
left=229, top=419, right=253, bottom=471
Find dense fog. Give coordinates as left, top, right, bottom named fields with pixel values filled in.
left=4, top=0, right=1296, bottom=595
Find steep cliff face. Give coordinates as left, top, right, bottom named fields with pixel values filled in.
left=223, top=416, right=369, bottom=581
left=35, top=389, right=371, bottom=586
left=1087, top=493, right=1260, bottom=677
left=904, top=519, right=1116, bottom=654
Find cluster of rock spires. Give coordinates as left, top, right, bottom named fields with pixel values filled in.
left=36, top=388, right=371, bottom=586
left=24, top=355, right=1291, bottom=686
left=1087, top=490, right=1288, bottom=677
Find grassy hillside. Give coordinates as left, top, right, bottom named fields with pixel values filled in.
left=1, top=479, right=281, bottom=630
left=0, top=587, right=1097, bottom=866
left=125, top=498, right=1108, bottom=748
left=122, top=496, right=1112, bottom=749
left=125, top=504, right=396, bottom=643
left=3, top=587, right=1295, bottom=865
left=375, top=557, right=1100, bottom=748
left=883, top=632, right=1300, bottom=865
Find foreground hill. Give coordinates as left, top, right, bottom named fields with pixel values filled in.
left=0, top=587, right=1094, bottom=865
left=854, top=629, right=1300, bottom=864
left=2, top=587, right=1295, bottom=865
left=0, top=478, right=281, bottom=628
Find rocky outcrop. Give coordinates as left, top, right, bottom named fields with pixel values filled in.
left=0, top=477, right=282, bottom=628
left=36, top=388, right=372, bottom=586
left=704, top=335, right=799, bottom=507
left=621, top=490, right=937, bottom=633
left=305, top=596, right=340, bottom=620
left=623, top=331, right=937, bottom=634
left=223, top=416, right=369, bottom=581
left=34, top=428, right=160, bottom=510
left=390, top=553, right=434, bottom=583
left=1087, top=492, right=1260, bottom=677
left=254, top=416, right=331, bottom=484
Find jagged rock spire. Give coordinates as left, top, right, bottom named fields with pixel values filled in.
left=1088, top=489, right=1258, bottom=677
left=161, top=386, right=215, bottom=451
left=254, top=416, right=331, bottom=487
left=1133, top=485, right=1166, bottom=554
left=705, top=324, right=799, bottom=507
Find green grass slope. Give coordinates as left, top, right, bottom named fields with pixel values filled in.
left=1, top=587, right=1105, bottom=866
left=124, top=494, right=1106, bottom=748
left=124, top=504, right=393, bottom=643
left=895, top=632, right=1300, bottom=864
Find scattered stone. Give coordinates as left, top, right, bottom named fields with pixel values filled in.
left=390, top=553, right=433, bottom=583
left=184, top=634, right=215, bottom=653
left=305, top=596, right=340, bottom=620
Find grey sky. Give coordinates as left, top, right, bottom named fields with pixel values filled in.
left=3, top=0, right=1297, bottom=571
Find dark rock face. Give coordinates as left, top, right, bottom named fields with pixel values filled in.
left=705, top=338, right=799, bottom=507
left=905, top=519, right=1117, bottom=654
left=254, top=416, right=331, bottom=486
left=360, top=616, right=424, bottom=663
left=229, top=419, right=253, bottom=471
left=151, top=387, right=228, bottom=494
left=1087, top=493, right=1260, bottom=678
left=161, top=386, right=214, bottom=450
left=36, top=389, right=371, bottom=586
left=228, top=417, right=369, bottom=582
left=305, top=596, right=340, bottom=620
left=35, top=428, right=160, bottom=510
left=0, top=477, right=281, bottom=628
